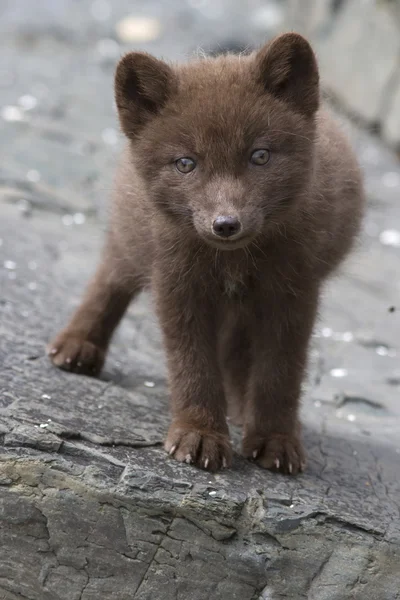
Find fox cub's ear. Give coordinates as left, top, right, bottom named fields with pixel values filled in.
left=115, top=52, right=177, bottom=139
left=255, top=33, right=319, bottom=117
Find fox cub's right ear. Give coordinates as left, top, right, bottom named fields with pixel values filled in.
left=115, top=52, right=177, bottom=139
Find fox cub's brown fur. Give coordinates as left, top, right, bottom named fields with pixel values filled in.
left=48, top=33, right=364, bottom=473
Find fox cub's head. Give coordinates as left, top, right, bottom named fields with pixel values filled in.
left=115, top=33, right=319, bottom=250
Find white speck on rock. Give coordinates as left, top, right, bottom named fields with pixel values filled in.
left=314, top=400, right=322, bottom=408
left=376, top=346, right=389, bottom=356
left=62, top=214, right=74, bottom=226
left=208, top=491, right=217, bottom=496
left=379, top=229, right=400, bottom=248
left=27, top=169, right=41, bottom=182
left=347, top=414, right=356, bottom=422
left=116, top=16, right=161, bottom=43
left=321, top=327, right=333, bottom=338
left=330, top=368, right=348, bottom=378
left=17, top=198, right=32, bottom=215
left=250, top=4, right=283, bottom=30
left=102, top=127, right=118, bottom=145
left=333, top=331, right=354, bottom=342
left=39, top=423, right=49, bottom=428
left=73, top=212, right=86, bottom=225
left=18, top=94, right=38, bottom=111
left=41, top=394, right=51, bottom=400
left=1, top=105, right=24, bottom=121
left=144, top=381, right=155, bottom=388
left=4, top=260, right=16, bottom=270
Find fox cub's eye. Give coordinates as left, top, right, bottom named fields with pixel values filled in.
left=250, top=149, right=270, bottom=165
left=175, top=157, right=196, bottom=173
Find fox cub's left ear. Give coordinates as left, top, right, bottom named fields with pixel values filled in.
left=255, top=33, right=319, bottom=117
left=115, top=52, right=177, bottom=139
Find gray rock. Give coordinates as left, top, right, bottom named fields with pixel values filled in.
left=383, top=76, right=400, bottom=148
left=1, top=1, right=400, bottom=599
left=286, top=0, right=400, bottom=147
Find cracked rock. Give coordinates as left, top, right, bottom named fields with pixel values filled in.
left=1, top=1, right=400, bottom=599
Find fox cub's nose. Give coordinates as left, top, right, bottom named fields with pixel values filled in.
left=212, top=216, right=241, bottom=238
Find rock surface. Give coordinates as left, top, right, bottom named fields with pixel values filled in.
left=1, top=2, right=400, bottom=599
left=286, top=0, right=400, bottom=149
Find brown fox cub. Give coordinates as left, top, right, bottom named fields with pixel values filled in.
left=48, top=33, right=364, bottom=474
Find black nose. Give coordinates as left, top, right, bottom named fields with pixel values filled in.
left=212, top=216, right=241, bottom=238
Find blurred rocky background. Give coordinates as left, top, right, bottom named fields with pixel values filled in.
left=1, top=2, right=399, bottom=599
left=287, top=0, right=400, bottom=150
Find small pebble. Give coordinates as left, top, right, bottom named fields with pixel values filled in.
left=116, top=16, right=161, bottom=43
left=330, top=368, right=348, bottom=378
left=1, top=105, right=24, bottom=121
left=208, top=491, right=217, bottom=496
left=39, top=423, right=49, bottom=428
left=144, top=381, right=155, bottom=388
